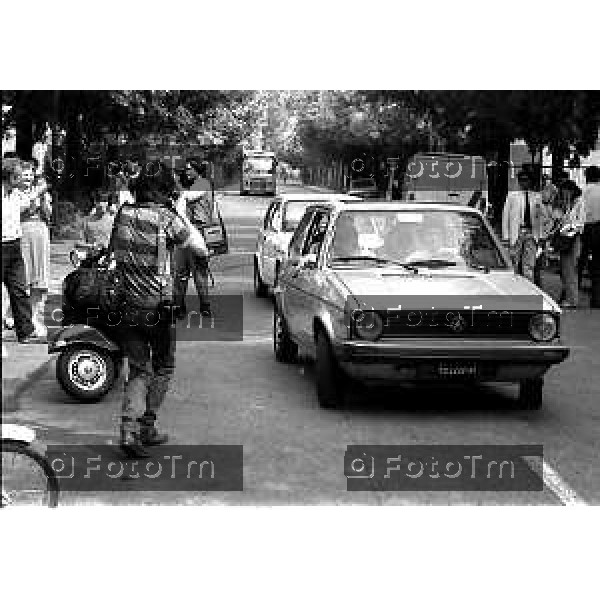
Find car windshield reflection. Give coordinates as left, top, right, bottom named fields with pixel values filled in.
left=329, top=210, right=508, bottom=270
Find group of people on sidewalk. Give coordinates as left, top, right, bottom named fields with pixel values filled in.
left=502, top=166, right=600, bottom=309
left=2, top=157, right=53, bottom=355
left=3, top=153, right=218, bottom=459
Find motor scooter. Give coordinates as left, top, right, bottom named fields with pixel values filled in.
left=48, top=244, right=122, bottom=402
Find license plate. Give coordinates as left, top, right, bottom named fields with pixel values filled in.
left=437, top=362, right=478, bottom=377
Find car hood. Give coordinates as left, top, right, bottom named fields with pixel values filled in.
left=331, top=268, right=560, bottom=312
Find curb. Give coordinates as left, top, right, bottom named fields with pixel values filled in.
left=2, top=355, right=55, bottom=413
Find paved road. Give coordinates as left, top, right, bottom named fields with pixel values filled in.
left=5, top=183, right=600, bottom=505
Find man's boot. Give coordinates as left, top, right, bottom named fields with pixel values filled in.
left=138, top=412, right=169, bottom=446
left=30, top=289, right=47, bottom=338
left=119, top=416, right=150, bottom=459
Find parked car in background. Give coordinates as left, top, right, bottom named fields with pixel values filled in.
left=347, top=177, right=380, bottom=199
left=273, top=200, right=569, bottom=410
left=254, top=193, right=354, bottom=296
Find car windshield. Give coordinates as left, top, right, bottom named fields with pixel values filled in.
left=283, top=201, right=317, bottom=231
left=329, top=210, right=508, bottom=270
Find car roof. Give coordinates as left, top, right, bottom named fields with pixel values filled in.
left=304, top=200, right=482, bottom=213
left=278, top=193, right=357, bottom=203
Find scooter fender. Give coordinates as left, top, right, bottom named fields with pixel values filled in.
left=48, top=324, right=120, bottom=354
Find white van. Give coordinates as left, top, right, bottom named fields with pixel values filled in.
left=401, top=153, right=489, bottom=205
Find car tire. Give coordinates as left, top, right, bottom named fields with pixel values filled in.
left=517, top=377, right=543, bottom=410
left=315, top=330, right=346, bottom=409
left=254, top=259, right=268, bottom=298
left=273, top=308, right=298, bottom=363
left=56, top=345, right=116, bottom=402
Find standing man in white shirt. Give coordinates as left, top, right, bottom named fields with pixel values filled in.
left=502, top=170, right=551, bottom=285
left=1, top=158, right=37, bottom=350
left=582, top=165, right=600, bottom=308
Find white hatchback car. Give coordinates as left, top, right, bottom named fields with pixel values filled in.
left=254, top=193, right=354, bottom=296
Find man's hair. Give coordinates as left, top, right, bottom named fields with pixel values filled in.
left=131, top=161, right=176, bottom=204
left=585, top=165, right=600, bottom=183
left=187, top=159, right=207, bottom=178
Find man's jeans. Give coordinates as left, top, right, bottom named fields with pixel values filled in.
left=559, top=235, right=582, bottom=305
left=1, top=239, right=34, bottom=340
left=585, top=222, right=600, bottom=307
left=174, top=246, right=210, bottom=311
left=115, top=309, right=176, bottom=431
left=512, top=232, right=539, bottom=284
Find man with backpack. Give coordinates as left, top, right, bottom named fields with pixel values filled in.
left=110, top=161, right=209, bottom=458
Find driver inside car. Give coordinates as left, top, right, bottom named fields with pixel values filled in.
left=405, top=219, right=459, bottom=263
left=378, top=217, right=418, bottom=259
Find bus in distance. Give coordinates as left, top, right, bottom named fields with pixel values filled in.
left=241, top=150, right=277, bottom=196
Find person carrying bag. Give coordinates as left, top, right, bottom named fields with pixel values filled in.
left=107, top=161, right=209, bottom=458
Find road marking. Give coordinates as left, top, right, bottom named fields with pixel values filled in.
left=541, top=460, right=587, bottom=506
left=177, top=335, right=272, bottom=346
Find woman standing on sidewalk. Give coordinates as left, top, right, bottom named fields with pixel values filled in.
left=2, top=158, right=36, bottom=355
left=18, top=160, right=52, bottom=338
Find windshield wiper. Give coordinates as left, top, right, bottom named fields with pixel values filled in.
left=405, top=259, right=457, bottom=269
left=332, top=256, right=419, bottom=273
left=467, top=262, right=491, bottom=273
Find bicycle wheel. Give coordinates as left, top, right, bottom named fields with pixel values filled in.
left=1, top=440, right=59, bottom=507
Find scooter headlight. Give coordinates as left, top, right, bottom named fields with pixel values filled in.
left=528, top=313, right=557, bottom=342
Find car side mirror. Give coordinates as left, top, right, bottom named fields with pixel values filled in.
left=299, top=253, right=318, bottom=269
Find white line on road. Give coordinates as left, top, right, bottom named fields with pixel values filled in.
left=541, top=460, right=587, bottom=506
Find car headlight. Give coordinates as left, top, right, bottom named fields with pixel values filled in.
left=352, top=310, right=384, bottom=341
left=528, top=313, right=557, bottom=342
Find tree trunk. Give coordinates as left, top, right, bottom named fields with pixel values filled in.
left=489, top=138, right=511, bottom=231
left=15, top=110, right=34, bottom=159
left=551, top=141, right=568, bottom=183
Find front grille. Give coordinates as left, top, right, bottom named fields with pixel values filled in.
left=379, top=310, right=535, bottom=338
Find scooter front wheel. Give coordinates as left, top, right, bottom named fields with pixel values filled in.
left=56, top=345, right=116, bottom=402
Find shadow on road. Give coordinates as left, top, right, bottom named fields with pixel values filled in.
left=299, top=362, right=547, bottom=418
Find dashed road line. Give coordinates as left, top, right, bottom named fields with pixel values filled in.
left=541, top=460, right=587, bottom=505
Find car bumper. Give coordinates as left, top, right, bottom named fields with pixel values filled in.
left=334, top=338, right=569, bottom=382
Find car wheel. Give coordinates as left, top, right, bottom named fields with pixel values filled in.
left=273, top=307, right=298, bottom=363
left=315, top=330, right=346, bottom=409
left=56, top=345, right=116, bottom=402
left=254, top=259, right=268, bottom=298
left=517, top=377, right=543, bottom=410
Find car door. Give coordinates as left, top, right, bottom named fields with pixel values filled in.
left=288, top=209, right=332, bottom=349
left=262, top=202, right=282, bottom=285
left=282, top=209, right=317, bottom=338
left=258, top=201, right=278, bottom=284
